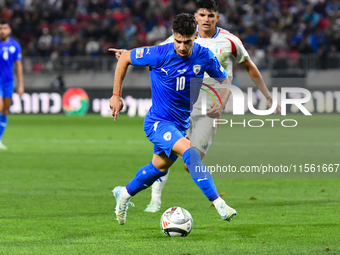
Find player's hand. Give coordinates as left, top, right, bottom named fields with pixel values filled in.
left=266, top=97, right=282, bottom=115
left=16, top=83, right=24, bottom=97
left=207, top=102, right=223, bottom=118
left=108, top=48, right=127, bottom=60
left=109, top=95, right=124, bottom=121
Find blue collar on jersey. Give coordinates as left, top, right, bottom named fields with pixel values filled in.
left=197, top=26, right=220, bottom=39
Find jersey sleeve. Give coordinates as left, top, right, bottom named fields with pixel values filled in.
left=228, top=35, right=249, bottom=63
left=130, top=46, right=161, bottom=67
left=205, top=49, right=228, bottom=83
left=14, top=41, right=22, bottom=61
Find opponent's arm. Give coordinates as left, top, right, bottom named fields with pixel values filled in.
left=240, top=58, right=281, bottom=114
left=15, top=60, right=24, bottom=96
left=206, top=77, right=231, bottom=118
left=109, top=50, right=132, bottom=121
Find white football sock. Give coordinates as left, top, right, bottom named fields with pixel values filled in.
left=212, top=196, right=224, bottom=208
left=151, top=170, right=170, bottom=203
left=122, top=187, right=132, bottom=200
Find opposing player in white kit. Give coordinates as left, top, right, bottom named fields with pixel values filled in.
left=110, top=0, right=281, bottom=213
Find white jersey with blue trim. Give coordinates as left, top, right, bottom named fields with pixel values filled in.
left=130, top=42, right=228, bottom=129
left=0, top=37, right=22, bottom=83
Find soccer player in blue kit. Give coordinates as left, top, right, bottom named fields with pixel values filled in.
left=0, top=21, right=24, bottom=150
left=109, top=14, right=236, bottom=225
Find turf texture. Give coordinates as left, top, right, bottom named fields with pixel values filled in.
left=0, top=114, right=339, bottom=254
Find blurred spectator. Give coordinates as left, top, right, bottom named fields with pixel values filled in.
left=37, top=27, right=53, bottom=56
left=248, top=46, right=266, bottom=69
left=303, top=7, right=320, bottom=26
left=243, top=27, right=258, bottom=47
left=270, top=27, right=287, bottom=49
left=123, top=18, right=137, bottom=48
left=0, top=0, right=339, bottom=61
left=327, top=44, right=339, bottom=68
left=51, top=73, right=65, bottom=90
left=85, top=37, right=100, bottom=56
left=298, top=37, right=314, bottom=54
left=146, top=19, right=167, bottom=45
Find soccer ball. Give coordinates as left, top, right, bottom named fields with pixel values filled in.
left=160, top=206, right=193, bottom=237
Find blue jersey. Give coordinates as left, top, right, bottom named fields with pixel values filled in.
left=0, top=37, right=22, bottom=83
left=130, top=42, right=227, bottom=129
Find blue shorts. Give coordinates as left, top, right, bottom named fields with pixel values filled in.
left=0, top=80, right=14, bottom=98
left=144, top=113, right=187, bottom=162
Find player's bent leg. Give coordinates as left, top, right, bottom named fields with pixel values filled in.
left=182, top=147, right=237, bottom=221
left=144, top=170, right=169, bottom=213
left=184, top=148, right=205, bottom=171
left=214, top=199, right=237, bottom=222
left=112, top=186, right=134, bottom=225
left=113, top=154, right=174, bottom=224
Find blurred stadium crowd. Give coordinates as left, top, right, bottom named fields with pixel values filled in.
left=1, top=0, right=340, bottom=70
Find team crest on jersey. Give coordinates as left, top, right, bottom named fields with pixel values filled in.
left=215, top=44, right=223, bottom=54
left=9, top=46, right=16, bottom=53
left=163, top=131, right=172, bottom=141
left=136, top=48, right=144, bottom=58
left=193, top=65, right=201, bottom=75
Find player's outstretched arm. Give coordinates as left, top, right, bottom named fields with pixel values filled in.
left=108, top=48, right=127, bottom=60
left=109, top=50, right=132, bottom=121
left=240, top=58, right=282, bottom=115
left=206, top=77, right=231, bottom=118
left=15, top=60, right=24, bottom=96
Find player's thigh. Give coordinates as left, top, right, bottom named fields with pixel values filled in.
left=0, top=97, right=3, bottom=112
left=152, top=153, right=175, bottom=171
left=144, top=118, right=186, bottom=162
left=172, top=137, right=191, bottom=158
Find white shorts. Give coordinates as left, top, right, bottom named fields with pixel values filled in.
left=187, top=107, right=218, bottom=155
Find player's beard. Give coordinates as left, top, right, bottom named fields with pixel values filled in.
left=0, top=35, right=8, bottom=41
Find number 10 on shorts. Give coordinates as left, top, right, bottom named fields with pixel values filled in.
left=176, top=76, right=185, bottom=91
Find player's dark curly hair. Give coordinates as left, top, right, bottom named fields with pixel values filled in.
left=172, top=13, right=197, bottom=36
left=196, top=0, right=219, bottom=12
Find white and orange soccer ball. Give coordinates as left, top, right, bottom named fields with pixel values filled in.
left=160, top=206, right=193, bottom=237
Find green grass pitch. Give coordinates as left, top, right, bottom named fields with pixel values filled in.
left=0, top=114, right=339, bottom=255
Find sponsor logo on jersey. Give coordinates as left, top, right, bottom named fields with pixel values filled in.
left=136, top=48, right=144, bottom=58
left=161, top=68, right=170, bottom=75
left=193, top=65, right=201, bottom=75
